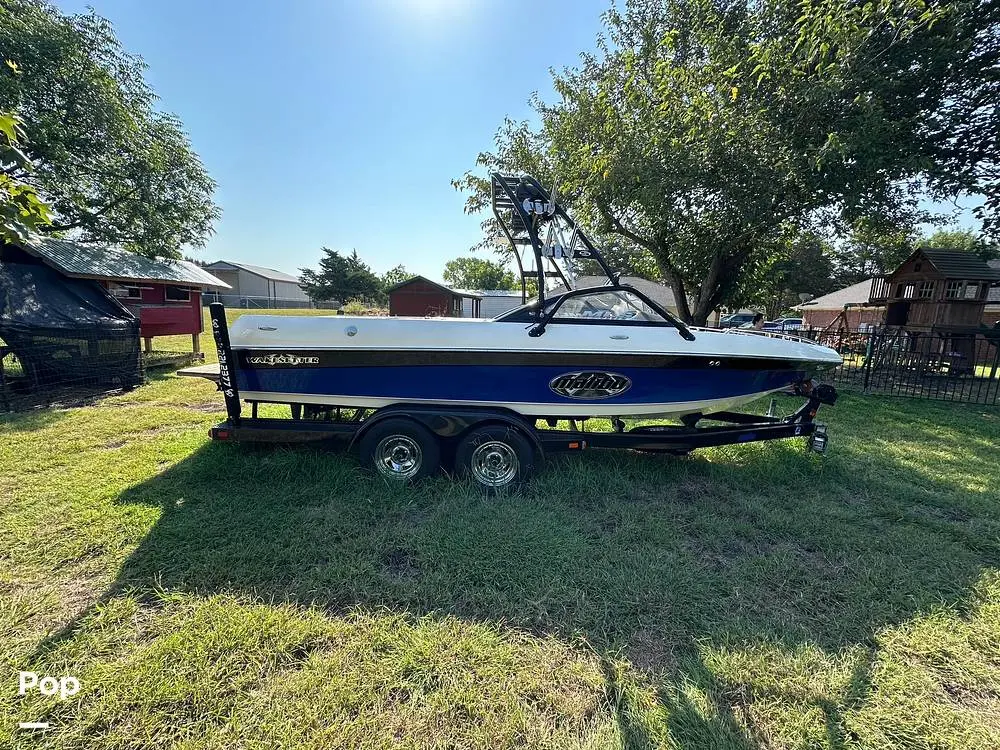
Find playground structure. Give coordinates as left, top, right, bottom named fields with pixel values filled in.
left=802, top=249, right=1000, bottom=403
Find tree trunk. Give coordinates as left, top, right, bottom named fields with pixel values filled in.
left=668, top=274, right=693, bottom=323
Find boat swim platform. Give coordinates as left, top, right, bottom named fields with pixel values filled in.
left=176, top=363, right=221, bottom=382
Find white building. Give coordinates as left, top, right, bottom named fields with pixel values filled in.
left=204, top=261, right=310, bottom=307
left=462, top=290, right=525, bottom=318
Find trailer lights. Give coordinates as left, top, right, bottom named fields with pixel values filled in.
left=808, top=424, right=828, bottom=454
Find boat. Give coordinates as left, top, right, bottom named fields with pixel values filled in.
left=224, top=174, right=841, bottom=420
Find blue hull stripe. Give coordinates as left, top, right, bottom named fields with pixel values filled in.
left=235, top=365, right=808, bottom=406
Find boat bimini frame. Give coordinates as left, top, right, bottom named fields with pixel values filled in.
left=490, top=173, right=696, bottom=341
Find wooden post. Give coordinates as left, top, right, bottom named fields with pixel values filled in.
left=192, top=333, right=201, bottom=355
left=143, top=337, right=153, bottom=353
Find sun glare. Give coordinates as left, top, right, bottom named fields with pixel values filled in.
left=389, top=0, right=473, bottom=19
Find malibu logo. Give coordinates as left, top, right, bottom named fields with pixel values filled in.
left=549, top=371, right=631, bottom=400
left=246, top=353, right=320, bottom=366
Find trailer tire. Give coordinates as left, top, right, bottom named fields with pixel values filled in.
left=359, top=418, right=441, bottom=483
left=455, top=425, right=536, bottom=494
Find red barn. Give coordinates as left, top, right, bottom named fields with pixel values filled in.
left=387, top=276, right=482, bottom=317
left=14, top=239, right=229, bottom=353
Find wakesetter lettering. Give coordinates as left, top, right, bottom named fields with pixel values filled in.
left=246, top=353, right=320, bottom=366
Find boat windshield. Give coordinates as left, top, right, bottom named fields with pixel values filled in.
left=495, top=287, right=679, bottom=325
left=548, top=290, right=666, bottom=322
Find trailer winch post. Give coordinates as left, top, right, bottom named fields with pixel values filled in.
left=208, top=303, right=241, bottom=425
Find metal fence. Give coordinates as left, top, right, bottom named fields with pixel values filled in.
left=200, top=293, right=385, bottom=311
left=798, top=326, right=1000, bottom=405
left=201, top=293, right=322, bottom=310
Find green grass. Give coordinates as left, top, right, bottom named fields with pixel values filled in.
left=2, top=372, right=999, bottom=748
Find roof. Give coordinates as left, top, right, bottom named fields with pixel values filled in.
left=794, top=278, right=875, bottom=310
left=989, top=260, right=1000, bottom=305
left=474, top=289, right=524, bottom=297
left=17, top=238, right=230, bottom=288
left=914, top=248, right=1000, bottom=280
left=386, top=275, right=482, bottom=299
left=205, top=260, right=301, bottom=284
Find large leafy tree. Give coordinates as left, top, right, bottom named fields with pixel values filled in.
left=920, top=227, right=998, bottom=260
left=300, top=248, right=385, bottom=303
left=741, top=229, right=837, bottom=319
left=0, top=0, right=219, bottom=257
left=442, top=256, right=518, bottom=290
left=457, top=0, right=999, bottom=324
left=828, top=213, right=923, bottom=286
left=381, top=264, right=412, bottom=288
left=0, top=109, right=50, bottom=243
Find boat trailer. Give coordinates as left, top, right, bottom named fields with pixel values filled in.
left=183, top=304, right=837, bottom=493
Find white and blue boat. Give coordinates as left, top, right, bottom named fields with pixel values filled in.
left=225, top=175, right=841, bottom=420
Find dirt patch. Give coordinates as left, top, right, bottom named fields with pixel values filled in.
left=675, top=476, right=720, bottom=503
left=382, top=548, right=420, bottom=582
left=181, top=402, right=225, bottom=414
left=627, top=628, right=680, bottom=675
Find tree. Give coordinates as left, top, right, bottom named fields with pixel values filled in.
left=742, top=230, right=837, bottom=319
left=828, top=213, right=922, bottom=287
left=0, top=109, right=49, bottom=243
left=456, top=0, right=999, bottom=324
left=300, top=248, right=384, bottom=303
left=442, top=256, right=518, bottom=290
left=381, top=264, right=412, bottom=288
left=0, top=0, right=219, bottom=257
left=920, top=228, right=998, bottom=260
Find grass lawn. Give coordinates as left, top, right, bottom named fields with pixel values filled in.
left=2, top=337, right=999, bottom=747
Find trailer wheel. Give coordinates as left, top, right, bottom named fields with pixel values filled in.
left=359, top=418, right=441, bottom=483
left=455, top=425, right=536, bottom=494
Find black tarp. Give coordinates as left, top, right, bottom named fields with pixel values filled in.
left=1, top=248, right=142, bottom=407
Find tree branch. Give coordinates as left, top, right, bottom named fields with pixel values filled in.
left=42, top=183, right=145, bottom=232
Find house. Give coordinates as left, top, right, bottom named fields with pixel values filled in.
left=867, top=248, right=1000, bottom=330
left=387, top=276, right=482, bottom=317
left=3, top=238, right=229, bottom=353
left=203, top=260, right=310, bottom=307
left=462, top=290, right=524, bottom=318
left=793, top=278, right=884, bottom=329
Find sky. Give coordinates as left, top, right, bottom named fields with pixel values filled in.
left=54, top=0, right=611, bottom=278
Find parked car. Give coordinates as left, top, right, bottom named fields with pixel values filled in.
left=762, top=321, right=782, bottom=331
left=775, top=317, right=804, bottom=331
left=719, top=312, right=757, bottom=328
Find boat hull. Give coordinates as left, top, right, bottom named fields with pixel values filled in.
left=234, top=355, right=815, bottom=418
left=227, top=315, right=841, bottom=419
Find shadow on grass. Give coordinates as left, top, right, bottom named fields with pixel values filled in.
left=32, top=394, right=1000, bottom=746
left=0, top=405, right=69, bottom=432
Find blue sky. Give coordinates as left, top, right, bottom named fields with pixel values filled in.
left=55, top=0, right=610, bottom=278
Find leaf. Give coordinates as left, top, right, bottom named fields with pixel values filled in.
left=0, top=112, right=17, bottom=144
left=731, top=87, right=739, bottom=101
left=4, top=59, right=19, bottom=73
